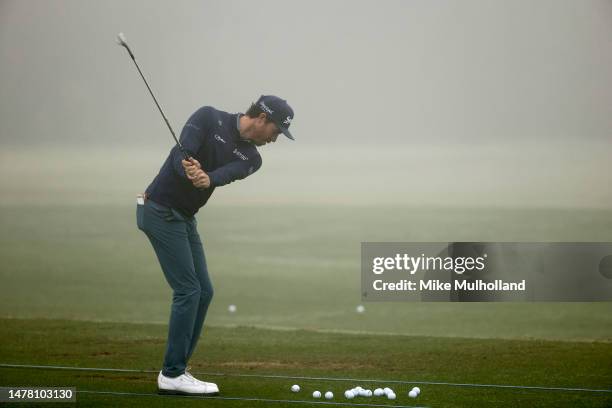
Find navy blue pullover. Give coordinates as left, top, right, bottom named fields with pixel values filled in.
left=145, top=106, right=262, bottom=217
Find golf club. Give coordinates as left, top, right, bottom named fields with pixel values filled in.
left=116, top=32, right=191, bottom=160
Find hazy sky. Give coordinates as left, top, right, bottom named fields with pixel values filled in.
left=1, top=0, right=611, bottom=146
left=0, top=1, right=611, bottom=208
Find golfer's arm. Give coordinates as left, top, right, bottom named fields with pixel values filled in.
left=172, top=107, right=212, bottom=178
left=208, top=156, right=262, bottom=187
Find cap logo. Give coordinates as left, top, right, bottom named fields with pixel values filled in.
left=283, top=116, right=293, bottom=125
left=259, top=101, right=274, bottom=114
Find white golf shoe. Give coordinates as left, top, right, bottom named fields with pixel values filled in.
left=157, top=370, right=219, bottom=396
left=185, top=369, right=219, bottom=389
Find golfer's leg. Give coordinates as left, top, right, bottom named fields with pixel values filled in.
left=140, top=204, right=201, bottom=378
left=185, top=220, right=214, bottom=362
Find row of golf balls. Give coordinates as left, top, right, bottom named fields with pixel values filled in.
left=291, top=385, right=421, bottom=399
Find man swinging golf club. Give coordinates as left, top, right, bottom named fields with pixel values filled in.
left=118, top=31, right=296, bottom=397
left=138, top=96, right=295, bottom=396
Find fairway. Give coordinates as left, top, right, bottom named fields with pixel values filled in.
left=1, top=318, right=611, bottom=407
left=1, top=203, right=612, bottom=339
left=1, top=203, right=611, bottom=407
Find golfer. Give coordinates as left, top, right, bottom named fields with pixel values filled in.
left=136, top=95, right=295, bottom=396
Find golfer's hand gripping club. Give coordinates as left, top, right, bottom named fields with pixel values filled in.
left=182, top=158, right=210, bottom=189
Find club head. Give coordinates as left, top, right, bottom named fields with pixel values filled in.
left=116, top=32, right=127, bottom=47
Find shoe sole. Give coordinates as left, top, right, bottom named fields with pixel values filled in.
left=158, top=388, right=219, bottom=397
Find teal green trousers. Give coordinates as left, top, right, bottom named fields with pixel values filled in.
left=137, top=198, right=213, bottom=377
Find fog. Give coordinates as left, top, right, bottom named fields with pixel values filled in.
left=1, top=0, right=611, bottom=207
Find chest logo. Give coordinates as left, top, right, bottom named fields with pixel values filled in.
left=214, top=134, right=226, bottom=144
left=233, top=148, right=248, bottom=161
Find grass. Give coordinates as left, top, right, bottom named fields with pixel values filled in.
left=0, top=318, right=611, bottom=407
left=1, top=203, right=611, bottom=406
left=0, top=204, right=611, bottom=340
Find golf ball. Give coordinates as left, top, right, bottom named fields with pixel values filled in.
left=356, top=305, right=365, bottom=313
left=325, top=391, right=334, bottom=399
left=373, top=388, right=384, bottom=396
left=383, top=387, right=393, bottom=395
left=344, top=390, right=355, bottom=399
left=408, top=390, right=418, bottom=398
left=228, top=304, right=237, bottom=313
left=291, top=384, right=300, bottom=392
left=313, top=391, right=321, bottom=398
left=387, top=392, right=396, bottom=400
left=365, top=389, right=372, bottom=397
left=412, top=386, right=421, bottom=395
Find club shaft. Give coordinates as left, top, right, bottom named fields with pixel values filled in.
left=123, top=44, right=190, bottom=160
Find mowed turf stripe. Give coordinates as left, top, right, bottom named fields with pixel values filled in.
left=77, top=389, right=427, bottom=407
left=1, top=363, right=610, bottom=394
